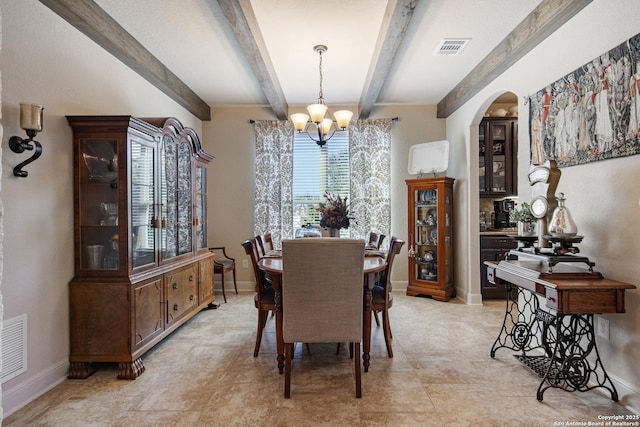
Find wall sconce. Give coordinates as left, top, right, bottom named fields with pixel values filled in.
left=9, top=103, right=44, bottom=178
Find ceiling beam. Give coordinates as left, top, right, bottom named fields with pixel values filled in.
left=216, top=0, right=288, bottom=120
left=359, top=0, right=417, bottom=119
left=437, top=0, right=593, bottom=118
left=38, top=0, right=211, bottom=121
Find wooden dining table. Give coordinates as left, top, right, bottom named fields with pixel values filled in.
left=258, top=250, right=387, bottom=374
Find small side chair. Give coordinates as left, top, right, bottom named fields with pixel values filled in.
left=209, top=246, right=237, bottom=303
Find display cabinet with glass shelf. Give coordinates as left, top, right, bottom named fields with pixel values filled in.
left=406, top=177, right=455, bottom=302
left=479, top=117, right=517, bottom=198
left=67, top=116, right=214, bottom=379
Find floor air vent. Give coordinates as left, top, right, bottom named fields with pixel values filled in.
left=2, top=314, right=28, bottom=383
left=434, top=38, right=470, bottom=55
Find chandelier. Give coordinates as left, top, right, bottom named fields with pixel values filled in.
left=290, top=45, right=353, bottom=147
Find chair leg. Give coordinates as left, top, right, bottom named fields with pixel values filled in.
left=220, top=271, right=227, bottom=303
left=373, top=310, right=381, bottom=326
left=285, top=343, right=293, bottom=398
left=354, top=342, right=362, bottom=398
left=232, top=267, right=238, bottom=294
left=382, top=309, right=393, bottom=358
left=254, top=310, right=268, bottom=357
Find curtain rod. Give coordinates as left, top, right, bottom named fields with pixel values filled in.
left=249, top=117, right=398, bottom=124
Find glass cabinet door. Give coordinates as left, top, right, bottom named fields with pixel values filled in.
left=195, top=165, right=207, bottom=251
left=160, top=134, right=192, bottom=261
left=130, top=138, right=156, bottom=269
left=490, top=122, right=507, bottom=193
left=177, top=143, right=193, bottom=255
left=414, top=188, right=438, bottom=282
left=79, top=138, right=119, bottom=271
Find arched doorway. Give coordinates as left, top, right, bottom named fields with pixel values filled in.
left=471, top=91, right=520, bottom=303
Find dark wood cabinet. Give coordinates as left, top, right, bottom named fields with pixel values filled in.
left=480, top=235, right=517, bottom=299
left=67, top=116, right=215, bottom=379
left=479, top=118, right=517, bottom=198
left=406, top=177, right=455, bottom=301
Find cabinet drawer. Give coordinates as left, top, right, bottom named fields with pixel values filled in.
left=480, top=235, right=518, bottom=249
left=545, top=288, right=558, bottom=311
left=165, top=265, right=198, bottom=325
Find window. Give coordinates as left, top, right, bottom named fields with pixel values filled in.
left=292, top=132, right=350, bottom=231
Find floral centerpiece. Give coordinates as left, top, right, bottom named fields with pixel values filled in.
left=317, top=192, right=356, bottom=236
left=509, top=201, right=536, bottom=235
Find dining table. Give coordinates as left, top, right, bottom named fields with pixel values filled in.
left=257, top=248, right=387, bottom=374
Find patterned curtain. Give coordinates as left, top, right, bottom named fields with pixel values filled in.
left=253, top=120, right=294, bottom=248
left=349, top=119, right=392, bottom=241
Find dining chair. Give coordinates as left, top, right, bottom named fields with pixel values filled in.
left=241, top=238, right=275, bottom=357
left=256, top=232, right=274, bottom=257
left=209, top=246, right=237, bottom=303
left=371, top=236, right=405, bottom=358
left=282, top=238, right=365, bottom=398
left=367, top=232, right=386, bottom=249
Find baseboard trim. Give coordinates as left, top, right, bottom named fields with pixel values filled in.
left=2, top=358, right=68, bottom=418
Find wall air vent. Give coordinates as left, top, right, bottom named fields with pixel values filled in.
left=434, top=38, right=470, bottom=56
left=2, top=314, right=28, bottom=383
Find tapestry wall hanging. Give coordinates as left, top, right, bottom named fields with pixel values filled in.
left=528, top=32, right=640, bottom=167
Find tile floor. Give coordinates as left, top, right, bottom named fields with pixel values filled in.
left=3, top=292, right=635, bottom=426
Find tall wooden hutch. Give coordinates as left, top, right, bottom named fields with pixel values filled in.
left=67, top=116, right=215, bottom=379
left=406, top=177, right=455, bottom=301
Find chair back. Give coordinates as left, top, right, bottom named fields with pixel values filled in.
left=381, top=236, right=405, bottom=293
left=282, top=238, right=365, bottom=344
left=241, top=237, right=266, bottom=292
left=367, top=232, right=386, bottom=250
left=256, top=232, right=274, bottom=257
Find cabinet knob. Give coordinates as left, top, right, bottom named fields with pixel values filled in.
left=173, top=283, right=178, bottom=289
left=189, top=295, right=194, bottom=301
left=189, top=275, right=194, bottom=282
left=173, top=304, right=178, bottom=311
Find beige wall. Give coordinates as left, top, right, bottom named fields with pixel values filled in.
left=204, top=105, right=445, bottom=288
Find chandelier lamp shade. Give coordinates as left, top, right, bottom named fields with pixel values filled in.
left=290, top=45, right=353, bottom=147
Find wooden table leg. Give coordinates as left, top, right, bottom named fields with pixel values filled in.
left=363, top=274, right=374, bottom=372
left=273, top=276, right=285, bottom=374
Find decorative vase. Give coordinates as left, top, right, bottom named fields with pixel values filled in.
left=329, top=228, right=340, bottom=237
left=518, top=221, right=536, bottom=236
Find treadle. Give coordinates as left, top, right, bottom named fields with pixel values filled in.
left=514, top=355, right=561, bottom=379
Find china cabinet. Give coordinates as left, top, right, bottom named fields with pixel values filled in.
left=406, top=177, right=455, bottom=301
left=66, top=116, right=214, bottom=379
left=479, top=118, right=517, bottom=198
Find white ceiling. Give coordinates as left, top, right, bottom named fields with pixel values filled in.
left=88, top=0, right=540, bottom=111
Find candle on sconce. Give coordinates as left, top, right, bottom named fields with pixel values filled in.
left=19, top=103, right=44, bottom=132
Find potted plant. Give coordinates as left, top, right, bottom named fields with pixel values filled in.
left=510, top=202, right=536, bottom=235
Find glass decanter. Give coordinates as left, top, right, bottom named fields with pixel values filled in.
left=548, top=192, right=578, bottom=236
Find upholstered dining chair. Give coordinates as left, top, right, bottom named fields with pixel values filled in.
left=371, top=236, right=405, bottom=358
left=367, top=232, right=386, bottom=250
left=241, top=238, right=275, bottom=357
left=281, top=238, right=365, bottom=398
left=209, top=246, right=237, bottom=303
left=256, top=232, right=274, bottom=257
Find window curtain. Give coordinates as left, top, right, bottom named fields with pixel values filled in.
left=349, top=119, right=392, bottom=241
left=253, top=120, right=294, bottom=248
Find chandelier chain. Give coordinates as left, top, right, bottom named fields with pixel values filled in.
left=318, top=49, right=324, bottom=103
